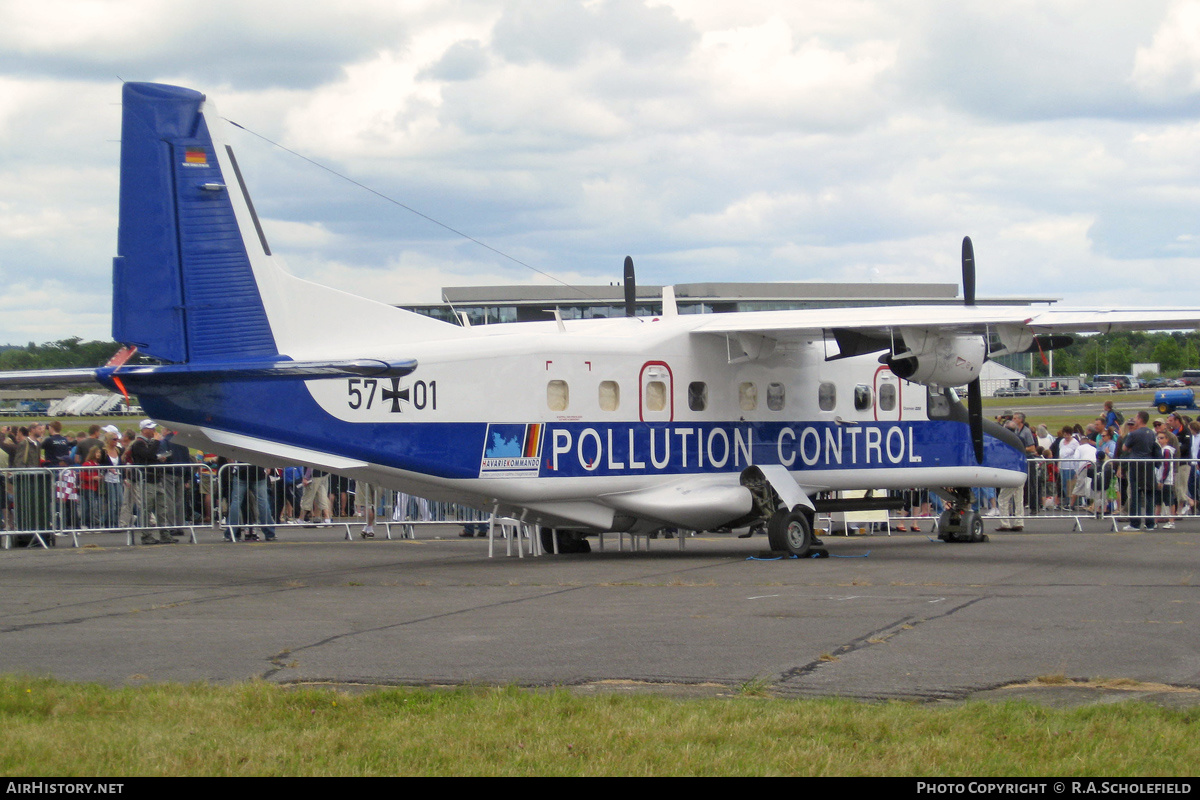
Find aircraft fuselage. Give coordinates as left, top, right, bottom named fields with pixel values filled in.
left=128, top=313, right=1025, bottom=533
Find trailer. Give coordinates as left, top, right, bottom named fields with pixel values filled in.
left=1154, top=388, right=1198, bottom=413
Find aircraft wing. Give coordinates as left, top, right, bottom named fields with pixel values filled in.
left=688, top=304, right=1200, bottom=341
left=1014, top=308, right=1200, bottom=334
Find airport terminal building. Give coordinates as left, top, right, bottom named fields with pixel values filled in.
left=399, top=282, right=1055, bottom=397
left=402, top=281, right=1056, bottom=326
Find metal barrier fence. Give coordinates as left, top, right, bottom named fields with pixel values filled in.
left=1045, top=455, right=1195, bottom=531
left=785, top=456, right=1198, bottom=535
left=0, top=462, right=492, bottom=548
left=209, top=464, right=491, bottom=543
left=0, top=462, right=215, bottom=548
left=4, top=455, right=1195, bottom=548
left=955, top=455, right=1194, bottom=532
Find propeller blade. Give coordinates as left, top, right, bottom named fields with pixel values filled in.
left=962, top=236, right=975, bottom=306
left=960, top=237, right=983, bottom=461
left=967, top=378, right=984, bottom=464
left=623, top=256, right=636, bottom=318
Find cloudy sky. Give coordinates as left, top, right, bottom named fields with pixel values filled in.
left=2, top=0, right=1200, bottom=345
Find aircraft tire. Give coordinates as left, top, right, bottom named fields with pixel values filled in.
left=937, top=509, right=956, bottom=542
left=938, top=510, right=986, bottom=543
left=766, top=509, right=813, bottom=557
left=540, top=529, right=592, bottom=554
left=966, top=512, right=985, bottom=543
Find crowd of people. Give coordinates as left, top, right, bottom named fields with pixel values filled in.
left=982, top=400, right=1198, bottom=532
left=0, top=419, right=480, bottom=545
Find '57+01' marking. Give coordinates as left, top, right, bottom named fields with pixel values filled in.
left=347, top=378, right=437, bottom=413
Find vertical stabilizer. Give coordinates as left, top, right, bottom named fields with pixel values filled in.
left=114, top=82, right=277, bottom=363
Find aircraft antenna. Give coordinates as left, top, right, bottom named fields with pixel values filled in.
left=441, top=291, right=466, bottom=327
left=224, top=118, right=605, bottom=302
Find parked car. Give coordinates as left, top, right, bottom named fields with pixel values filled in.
left=994, top=386, right=1031, bottom=398
left=1091, top=383, right=1118, bottom=393
left=1094, top=374, right=1138, bottom=390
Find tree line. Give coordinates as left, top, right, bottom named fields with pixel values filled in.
left=1020, top=331, right=1200, bottom=378
left=0, top=338, right=124, bottom=371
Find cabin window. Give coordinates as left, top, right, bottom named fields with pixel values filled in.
left=547, top=380, right=569, bottom=411
left=767, top=382, right=785, bottom=411
left=879, top=383, right=896, bottom=412
left=854, top=384, right=873, bottom=411
left=599, top=381, right=620, bottom=411
left=818, top=382, right=836, bottom=411
left=645, top=380, right=667, bottom=412
left=739, top=382, right=758, bottom=411
left=688, top=381, right=707, bottom=411
left=927, top=387, right=951, bottom=419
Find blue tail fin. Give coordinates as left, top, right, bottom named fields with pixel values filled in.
left=113, top=82, right=277, bottom=364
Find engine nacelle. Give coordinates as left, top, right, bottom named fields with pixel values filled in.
left=885, top=329, right=986, bottom=387
left=994, top=324, right=1034, bottom=356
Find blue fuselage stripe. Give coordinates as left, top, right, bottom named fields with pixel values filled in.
left=128, top=379, right=1026, bottom=481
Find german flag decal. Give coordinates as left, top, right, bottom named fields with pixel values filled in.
left=523, top=423, right=543, bottom=458
left=184, top=148, right=207, bottom=165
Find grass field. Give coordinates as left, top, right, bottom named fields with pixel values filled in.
left=1, top=676, right=1197, bottom=776
left=982, top=391, right=1155, bottom=410
left=982, top=392, right=1156, bottom=434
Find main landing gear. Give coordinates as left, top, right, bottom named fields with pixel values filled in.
left=540, top=529, right=592, bottom=554
left=936, top=488, right=988, bottom=543
left=766, top=507, right=828, bottom=558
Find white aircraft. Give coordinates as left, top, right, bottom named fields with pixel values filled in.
left=9, top=82, right=1200, bottom=556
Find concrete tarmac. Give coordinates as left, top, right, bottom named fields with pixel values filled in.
left=3, top=518, right=1200, bottom=705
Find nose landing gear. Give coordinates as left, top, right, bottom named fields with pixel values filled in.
left=936, top=488, right=988, bottom=543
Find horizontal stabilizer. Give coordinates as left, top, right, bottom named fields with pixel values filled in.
left=97, top=357, right=417, bottom=387
left=0, top=358, right=415, bottom=389
left=0, top=368, right=104, bottom=388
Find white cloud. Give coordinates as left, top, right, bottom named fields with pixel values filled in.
left=279, top=249, right=611, bottom=306
left=1131, top=0, right=1200, bottom=99
left=903, top=0, right=1171, bottom=119
left=695, top=17, right=897, bottom=129
left=0, top=0, right=418, bottom=88
left=259, top=219, right=337, bottom=249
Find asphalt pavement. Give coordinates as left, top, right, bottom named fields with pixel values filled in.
left=3, top=517, right=1199, bottom=706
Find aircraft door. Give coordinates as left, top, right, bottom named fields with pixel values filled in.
left=874, top=365, right=901, bottom=421
left=639, top=361, right=673, bottom=422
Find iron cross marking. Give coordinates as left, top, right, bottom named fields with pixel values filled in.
left=381, top=378, right=410, bottom=413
